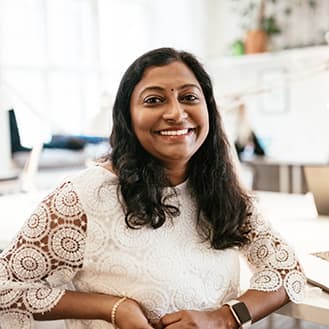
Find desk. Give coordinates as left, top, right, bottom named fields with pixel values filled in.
left=0, top=166, right=84, bottom=196
left=242, top=156, right=304, bottom=193
left=242, top=156, right=328, bottom=194
left=255, top=191, right=329, bottom=326
left=1, top=144, right=105, bottom=195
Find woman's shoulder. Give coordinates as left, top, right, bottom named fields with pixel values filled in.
left=62, top=162, right=119, bottom=212
left=97, top=160, right=115, bottom=174
left=69, top=161, right=118, bottom=189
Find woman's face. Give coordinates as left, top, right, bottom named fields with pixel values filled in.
left=130, top=61, right=209, bottom=168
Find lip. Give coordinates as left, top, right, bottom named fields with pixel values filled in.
left=155, top=127, right=196, bottom=136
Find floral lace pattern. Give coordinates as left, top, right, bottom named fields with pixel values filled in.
left=0, top=166, right=306, bottom=328
left=0, top=182, right=87, bottom=328
left=241, top=207, right=306, bottom=302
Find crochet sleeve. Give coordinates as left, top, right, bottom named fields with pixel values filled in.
left=0, top=181, right=87, bottom=328
left=240, top=204, right=306, bottom=303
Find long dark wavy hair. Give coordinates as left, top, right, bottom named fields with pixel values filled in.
left=108, top=47, right=253, bottom=249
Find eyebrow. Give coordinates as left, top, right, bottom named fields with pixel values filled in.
left=139, top=83, right=202, bottom=95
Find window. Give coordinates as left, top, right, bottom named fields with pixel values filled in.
left=0, top=0, right=149, bottom=146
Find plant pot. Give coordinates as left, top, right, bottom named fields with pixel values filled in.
left=245, top=29, right=267, bottom=54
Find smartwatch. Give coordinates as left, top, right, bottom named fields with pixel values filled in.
left=224, top=299, right=252, bottom=328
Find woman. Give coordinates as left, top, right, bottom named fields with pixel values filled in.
left=0, top=48, right=305, bottom=329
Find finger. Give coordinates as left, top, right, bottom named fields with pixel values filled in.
left=160, top=321, right=183, bottom=329
left=159, top=311, right=182, bottom=327
left=151, top=320, right=163, bottom=329
left=145, top=322, right=155, bottom=329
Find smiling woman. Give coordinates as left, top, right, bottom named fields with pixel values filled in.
left=0, top=47, right=306, bottom=329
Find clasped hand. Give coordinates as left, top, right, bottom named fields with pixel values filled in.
left=115, top=299, right=226, bottom=329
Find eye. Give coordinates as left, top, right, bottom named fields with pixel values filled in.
left=143, top=96, right=164, bottom=105
left=180, top=94, right=199, bottom=103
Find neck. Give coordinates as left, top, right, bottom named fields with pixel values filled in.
left=164, top=163, right=188, bottom=186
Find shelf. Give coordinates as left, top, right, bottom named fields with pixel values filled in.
left=209, top=45, right=329, bottom=69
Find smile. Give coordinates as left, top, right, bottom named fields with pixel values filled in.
left=158, top=128, right=194, bottom=136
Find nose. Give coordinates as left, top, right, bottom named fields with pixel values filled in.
left=162, top=99, right=188, bottom=122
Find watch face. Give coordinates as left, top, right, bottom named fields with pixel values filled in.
left=232, top=302, right=251, bottom=323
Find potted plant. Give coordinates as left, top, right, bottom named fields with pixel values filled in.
left=230, top=0, right=318, bottom=54
left=244, top=0, right=267, bottom=54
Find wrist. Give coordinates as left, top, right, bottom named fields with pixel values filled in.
left=110, top=296, right=128, bottom=328
left=211, top=306, right=240, bottom=329
left=223, top=300, right=252, bottom=329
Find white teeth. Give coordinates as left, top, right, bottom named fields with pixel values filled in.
left=160, top=129, right=189, bottom=136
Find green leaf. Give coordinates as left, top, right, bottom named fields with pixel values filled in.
left=263, top=16, right=281, bottom=35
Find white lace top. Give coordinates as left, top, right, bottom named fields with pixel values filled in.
left=0, top=166, right=306, bottom=329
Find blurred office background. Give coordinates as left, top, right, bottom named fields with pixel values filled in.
left=1, top=2, right=329, bottom=328
left=0, top=0, right=329, bottom=191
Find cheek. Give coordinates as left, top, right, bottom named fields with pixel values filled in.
left=131, top=113, right=145, bottom=135
left=200, top=109, right=210, bottom=132
left=131, top=110, right=155, bottom=132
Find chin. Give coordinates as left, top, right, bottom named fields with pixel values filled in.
left=161, top=154, right=191, bottom=163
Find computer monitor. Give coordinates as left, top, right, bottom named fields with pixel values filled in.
left=0, top=110, right=17, bottom=180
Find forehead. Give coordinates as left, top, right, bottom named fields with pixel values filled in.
left=134, top=61, right=201, bottom=92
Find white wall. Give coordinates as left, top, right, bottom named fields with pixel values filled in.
left=204, top=0, right=241, bottom=58
left=147, top=0, right=207, bottom=58
left=207, top=46, right=329, bottom=163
